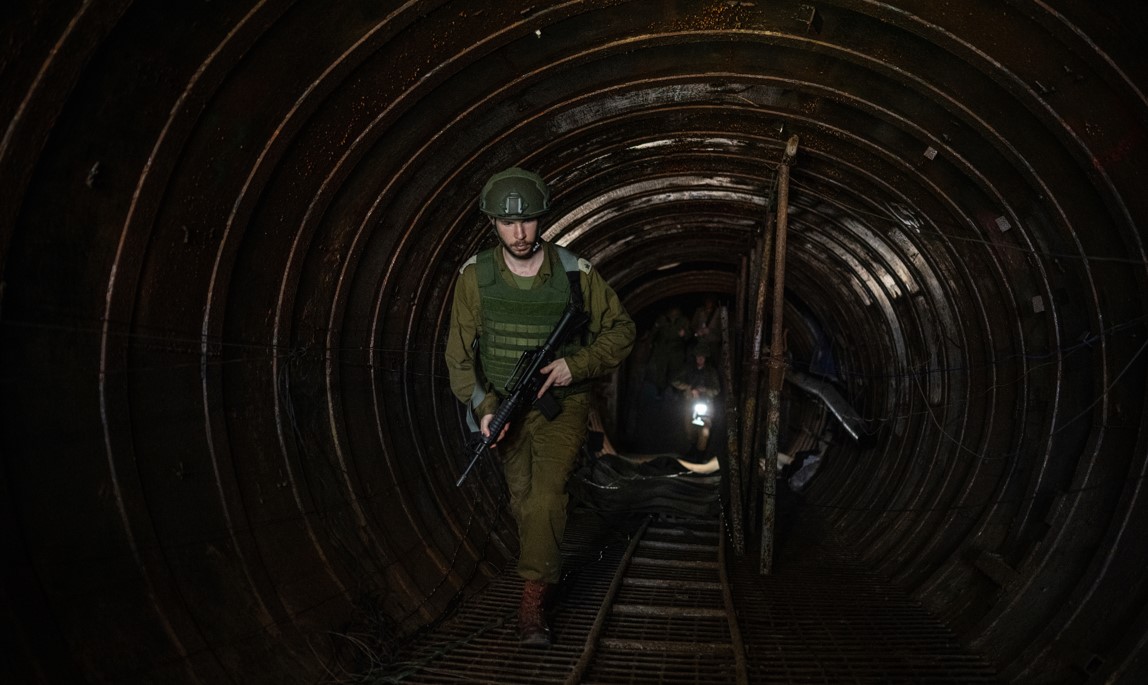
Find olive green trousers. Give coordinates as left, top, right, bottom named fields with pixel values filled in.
left=499, top=392, right=590, bottom=583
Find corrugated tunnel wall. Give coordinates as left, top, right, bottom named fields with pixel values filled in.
left=2, top=1, right=1146, bottom=683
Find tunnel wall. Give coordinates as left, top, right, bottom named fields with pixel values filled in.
left=2, top=1, right=1147, bottom=683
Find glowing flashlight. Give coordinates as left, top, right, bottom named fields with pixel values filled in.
left=692, top=401, right=709, bottom=426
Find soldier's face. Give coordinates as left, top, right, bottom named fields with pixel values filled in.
left=494, top=218, right=539, bottom=260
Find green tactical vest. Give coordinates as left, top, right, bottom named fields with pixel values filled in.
left=476, top=246, right=584, bottom=396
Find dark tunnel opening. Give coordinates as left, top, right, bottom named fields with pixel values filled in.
left=2, top=1, right=1147, bottom=683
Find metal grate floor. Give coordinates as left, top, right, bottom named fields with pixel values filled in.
left=379, top=508, right=1000, bottom=684
left=730, top=514, right=1001, bottom=684
left=380, top=512, right=636, bottom=684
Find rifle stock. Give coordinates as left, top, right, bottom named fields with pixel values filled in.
left=456, top=303, right=589, bottom=486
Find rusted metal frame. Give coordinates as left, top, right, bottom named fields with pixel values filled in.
left=745, top=370, right=770, bottom=543
left=725, top=257, right=747, bottom=558
left=719, top=514, right=750, bottom=685
left=629, top=557, right=718, bottom=569
left=566, top=516, right=650, bottom=685
left=623, top=577, right=721, bottom=590
left=597, top=638, right=733, bottom=653
left=740, top=184, right=776, bottom=555
left=638, top=539, right=717, bottom=553
left=736, top=256, right=748, bottom=339
left=760, top=135, right=799, bottom=575
left=612, top=604, right=727, bottom=618
left=719, top=304, right=746, bottom=556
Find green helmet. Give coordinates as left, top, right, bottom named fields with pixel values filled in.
left=479, top=167, right=550, bottom=219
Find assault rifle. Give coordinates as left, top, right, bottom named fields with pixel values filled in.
left=456, top=302, right=590, bottom=486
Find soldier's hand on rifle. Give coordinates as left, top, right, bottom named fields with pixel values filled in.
left=480, top=413, right=509, bottom=444
left=537, top=358, right=572, bottom=398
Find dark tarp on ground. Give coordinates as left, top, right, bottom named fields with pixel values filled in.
left=568, top=454, right=720, bottom=518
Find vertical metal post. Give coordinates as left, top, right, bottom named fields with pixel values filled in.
left=718, top=306, right=744, bottom=555
left=741, top=199, right=774, bottom=539
left=760, top=135, right=798, bottom=575
left=735, top=256, right=747, bottom=340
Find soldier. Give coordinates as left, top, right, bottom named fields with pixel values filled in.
left=648, top=305, right=690, bottom=397
left=444, top=167, right=635, bottom=646
left=689, top=296, right=722, bottom=358
left=672, top=341, right=721, bottom=456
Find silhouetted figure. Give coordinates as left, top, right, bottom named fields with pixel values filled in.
left=689, top=297, right=721, bottom=359
left=671, top=341, right=721, bottom=457
left=647, top=304, right=690, bottom=397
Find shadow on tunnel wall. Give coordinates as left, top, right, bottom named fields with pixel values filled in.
left=2, top=1, right=1147, bottom=683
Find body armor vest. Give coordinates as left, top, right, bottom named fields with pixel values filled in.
left=476, top=247, right=584, bottom=395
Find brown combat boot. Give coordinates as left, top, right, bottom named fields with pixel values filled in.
left=517, top=579, right=552, bottom=647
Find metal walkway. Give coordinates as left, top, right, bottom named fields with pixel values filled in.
left=379, top=509, right=999, bottom=684
left=577, top=515, right=747, bottom=684
left=731, top=514, right=1001, bottom=684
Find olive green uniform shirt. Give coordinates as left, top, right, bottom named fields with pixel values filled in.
left=445, top=242, right=635, bottom=420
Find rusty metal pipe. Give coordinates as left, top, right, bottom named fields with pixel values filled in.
left=718, top=306, right=745, bottom=555
left=741, top=198, right=775, bottom=546
left=760, top=135, right=798, bottom=575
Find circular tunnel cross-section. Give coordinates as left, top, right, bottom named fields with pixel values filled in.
left=1, top=2, right=1147, bottom=683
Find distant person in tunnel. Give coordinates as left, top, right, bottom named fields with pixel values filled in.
left=672, top=340, right=720, bottom=458
left=689, top=296, right=722, bottom=359
left=647, top=304, right=690, bottom=398
left=445, top=167, right=636, bottom=646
